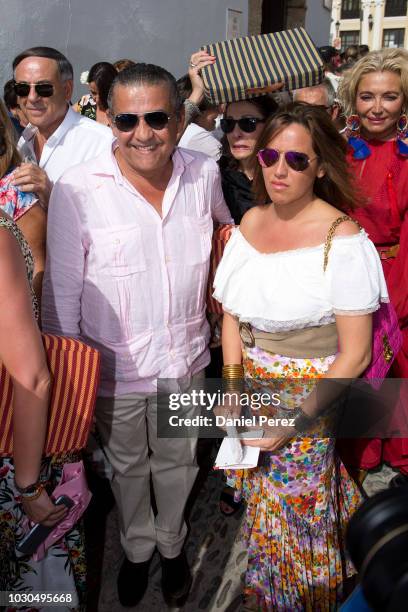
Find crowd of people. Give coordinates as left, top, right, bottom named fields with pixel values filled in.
left=0, top=37, right=407, bottom=612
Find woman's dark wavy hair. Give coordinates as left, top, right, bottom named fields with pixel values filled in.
left=252, top=102, right=362, bottom=210
left=88, top=62, right=117, bottom=111
left=0, top=99, right=20, bottom=179
left=219, top=95, right=278, bottom=172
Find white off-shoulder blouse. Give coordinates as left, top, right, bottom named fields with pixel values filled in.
left=213, top=228, right=389, bottom=333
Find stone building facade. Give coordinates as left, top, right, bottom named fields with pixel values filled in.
left=331, top=0, right=408, bottom=50
left=248, top=0, right=306, bottom=34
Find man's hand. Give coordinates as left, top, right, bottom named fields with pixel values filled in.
left=11, top=163, right=52, bottom=209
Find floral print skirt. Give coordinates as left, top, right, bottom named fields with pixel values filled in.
left=0, top=453, right=86, bottom=611
left=227, top=346, right=363, bottom=611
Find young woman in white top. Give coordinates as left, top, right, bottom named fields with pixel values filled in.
left=213, top=103, right=389, bottom=610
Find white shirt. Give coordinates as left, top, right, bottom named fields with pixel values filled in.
left=42, top=145, right=233, bottom=396
left=213, top=228, right=388, bottom=332
left=178, top=123, right=222, bottom=160
left=17, top=106, right=113, bottom=183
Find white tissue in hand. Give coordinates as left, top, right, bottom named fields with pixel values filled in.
left=224, top=436, right=243, bottom=464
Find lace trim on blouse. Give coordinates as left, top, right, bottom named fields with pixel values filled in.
left=224, top=301, right=388, bottom=332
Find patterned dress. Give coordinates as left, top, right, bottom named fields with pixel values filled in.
left=77, top=94, right=96, bottom=121
left=0, top=217, right=86, bottom=611
left=0, top=171, right=38, bottom=221
left=227, top=347, right=362, bottom=610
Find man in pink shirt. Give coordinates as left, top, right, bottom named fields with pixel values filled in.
left=42, top=63, right=232, bottom=607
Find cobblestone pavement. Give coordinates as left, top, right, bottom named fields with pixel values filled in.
left=93, top=463, right=395, bottom=612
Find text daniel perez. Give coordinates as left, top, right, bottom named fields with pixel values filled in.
left=166, top=390, right=296, bottom=428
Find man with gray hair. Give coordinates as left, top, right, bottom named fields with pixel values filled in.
left=11, top=46, right=111, bottom=208
left=42, top=63, right=232, bottom=607
left=292, top=78, right=340, bottom=122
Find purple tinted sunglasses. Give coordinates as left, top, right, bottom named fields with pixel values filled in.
left=257, top=148, right=318, bottom=172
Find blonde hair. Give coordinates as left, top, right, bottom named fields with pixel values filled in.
left=338, top=48, right=408, bottom=116
left=0, top=99, right=21, bottom=179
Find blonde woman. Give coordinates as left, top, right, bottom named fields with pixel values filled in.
left=337, top=48, right=408, bottom=483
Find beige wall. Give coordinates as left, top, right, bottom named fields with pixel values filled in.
left=0, top=0, right=249, bottom=99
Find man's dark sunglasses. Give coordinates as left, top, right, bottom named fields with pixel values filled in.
left=113, top=111, right=173, bottom=132
left=14, top=81, right=54, bottom=98
left=220, top=117, right=265, bottom=134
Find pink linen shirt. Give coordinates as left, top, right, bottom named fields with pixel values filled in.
left=42, top=144, right=233, bottom=396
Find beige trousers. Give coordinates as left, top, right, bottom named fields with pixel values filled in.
left=95, top=371, right=204, bottom=562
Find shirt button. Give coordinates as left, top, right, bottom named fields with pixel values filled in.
left=114, top=239, right=120, bottom=244
left=165, top=255, right=170, bottom=263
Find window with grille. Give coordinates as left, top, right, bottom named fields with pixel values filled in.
left=340, top=31, right=360, bottom=49
left=341, top=0, right=360, bottom=19
left=383, top=28, right=405, bottom=47
left=385, top=0, right=407, bottom=17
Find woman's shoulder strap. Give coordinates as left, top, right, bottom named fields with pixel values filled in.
left=323, top=215, right=362, bottom=272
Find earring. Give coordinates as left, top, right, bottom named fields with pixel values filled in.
left=396, top=112, right=408, bottom=157
left=346, top=114, right=361, bottom=137
left=346, top=114, right=371, bottom=160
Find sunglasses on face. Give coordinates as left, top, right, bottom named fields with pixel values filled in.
left=257, top=148, right=318, bottom=172
left=14, top=81, right=54, bottom=98
left=220, top=117, right=265, bottom=134
left=113, top=111, right=173, bottom=132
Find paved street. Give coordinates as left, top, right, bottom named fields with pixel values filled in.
left=85, top=454, right=395, bottom=612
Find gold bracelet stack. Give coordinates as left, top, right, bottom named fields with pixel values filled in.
left=222, top=364, right=244, bottom=393
left=222, top=364, right=244, bottom=379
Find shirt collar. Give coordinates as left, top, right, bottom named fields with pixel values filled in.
left=20, top=105, right=77, bottom=147
left=91, top=139, right=195, bottom=183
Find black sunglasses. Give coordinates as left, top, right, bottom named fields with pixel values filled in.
left=257, top=148, right=318, bottom=172
left=220, top=117, right=265, bottom=134
left=113, top=111, right=173, bottom=132
left=14, top=81, right=54, bottom=98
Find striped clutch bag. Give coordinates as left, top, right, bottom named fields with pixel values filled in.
left=0, top=334, right=100, bottom=457
left=201, top=28, right=324, bottom=105
left=207, top=224, right=234, bottom=314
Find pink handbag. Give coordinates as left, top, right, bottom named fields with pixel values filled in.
left=22, top=461, right=92, bottom=561
left=362, top=302, right=402, bottom=389
left=324, top=216, right=402, bottom=389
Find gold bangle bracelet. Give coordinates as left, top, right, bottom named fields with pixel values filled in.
left=21, top=484, right=44, bottom=502
left=223, top=379, right=244, bottom=392
left=222, top=371, right=244, bottom=376
left=222, top=364, right=244, bottom=377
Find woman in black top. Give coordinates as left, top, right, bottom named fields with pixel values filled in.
left=219, top=96, right=278, bottom=223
